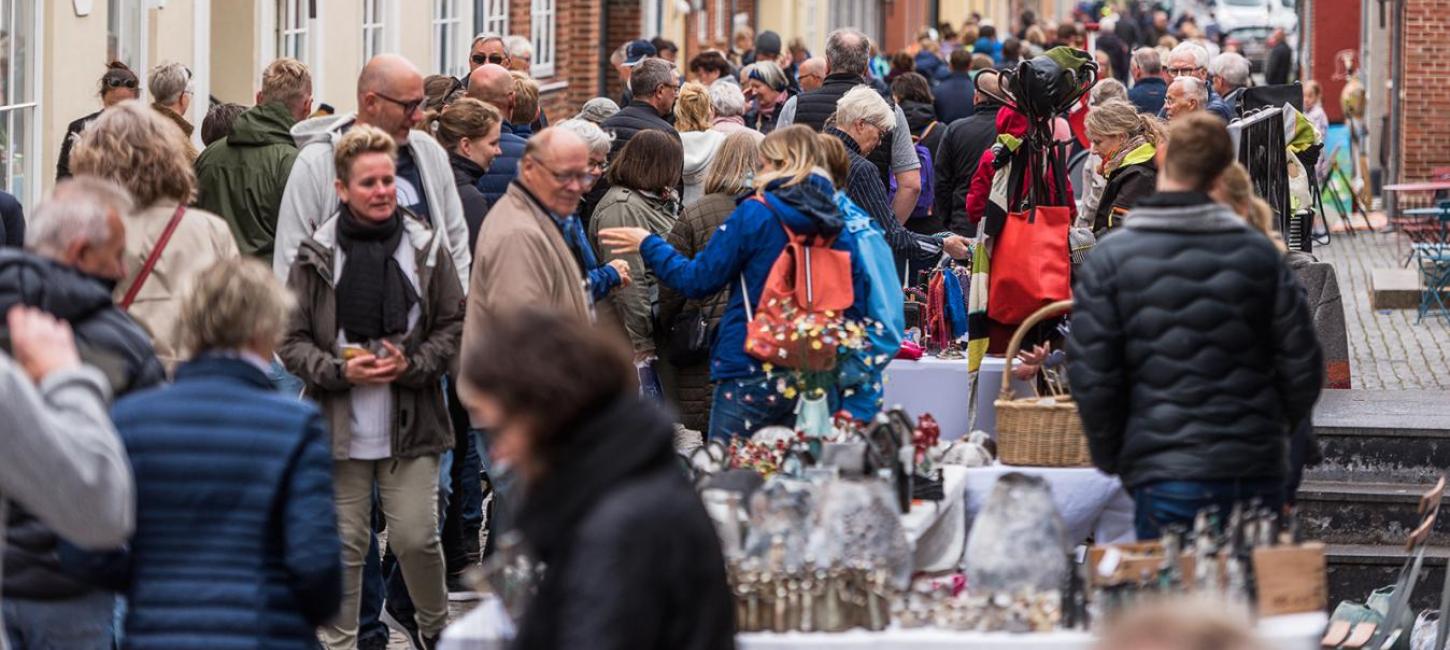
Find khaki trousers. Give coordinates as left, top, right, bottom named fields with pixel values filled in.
left=322, top=455, right=448, bottom=648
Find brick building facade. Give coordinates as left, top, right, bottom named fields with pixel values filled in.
left=1398, top=0, right=1450, bottom=184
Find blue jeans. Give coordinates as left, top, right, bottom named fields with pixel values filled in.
left=358, top=450, right=453, bottom=638
left=3, top=591, right=115, bottom=650
left=707, top=375, right=799, bottom=441
left=1132, top=478, right=1285, bottom=540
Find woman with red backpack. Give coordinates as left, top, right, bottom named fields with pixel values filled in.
left=598, top=125, right=869, bottom=441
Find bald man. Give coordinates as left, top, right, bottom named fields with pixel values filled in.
left=797, top=56, right=827, bottom=92
left=274, top=54, right=470, bottom=289
left=465, top=127, right=597, bottom=358
left=467, top=64, right=530, bottom=204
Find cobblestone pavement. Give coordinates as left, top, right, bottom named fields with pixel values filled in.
left=1314, top=227, right=1450, bottom=390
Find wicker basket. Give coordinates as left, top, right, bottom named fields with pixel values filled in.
left=995, top=300, right=1092, bottom=467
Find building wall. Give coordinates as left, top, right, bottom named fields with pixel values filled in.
left=1399, top=0, right=1450, bottom=183
left=757, top=0, right=829, bottom=58
left=42, top=2, right=109, bottom=197
left=210, top=2, right=261, bottom=106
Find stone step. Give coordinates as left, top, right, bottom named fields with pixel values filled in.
left=1297, top=481, right=1449, bottom=545
left=1326, top=544, right=1450, bottom=612
left=1310, top=390, right=1450, bottom=484
left=1369, top=267, right=1447, bottom=310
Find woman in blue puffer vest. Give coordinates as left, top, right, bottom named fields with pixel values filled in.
left=599, top=125, right=869, bottom=440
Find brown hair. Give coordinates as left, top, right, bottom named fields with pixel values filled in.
left=333, top=124, right=398, bottom=182
left=99, top=61, right=138, bottom=98
left=427, top=97, right=502, bottom=152
left=70, top=100, right=195, bottom=207
left=423, top=74, right=464, bottom=113
left=970, top=53, right=994, bottom=71
left=703, top=132, right=761, bottom=196
left=1217, top=162, right=1286, bottom=252
left=510, top=71, right=540, bottom=126
left=891, top=72, right=934, bottom=104
left=674, top=81, right=712, bottom=132
left=201, top=102, right=247, bottom=146
left=607, top=130, right=683, bottom=192
left=260, top=58, right=312, bottom=110
left=815, top=133, right=850, bottom=188
left=459, top=307, right=636, bottom=470
left=1164, top=112, right=1234, bottom=191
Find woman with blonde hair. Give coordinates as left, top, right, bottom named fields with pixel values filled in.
left=655, top=132, right=760, bottom=430
left=70, top=100, right=239, bottom=369
left=1083, top=99, right=1165, bottom=234
left=426, top=97, right=502, bottom=253
left=676, top=81, right=726, bottom=206
left=1214, top=162, right=1287, bottom=252
left=599, top=125, right=867, bottom=440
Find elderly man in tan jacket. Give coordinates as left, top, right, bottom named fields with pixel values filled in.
left=463, top=127, right=598, bottom=352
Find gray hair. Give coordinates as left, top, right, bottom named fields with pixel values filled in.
left=472, top=33, right=505, bottom=49
left=28, top=177, right=134, bottom=258
left=1168, top=42, right=1210, bottom=71
left=504, top=35, right=533, bottom=60
left=834, top=85, right=894, bottom=132
left=629, top=58, right=675, bottom=97
left=744, top=60, right=789, bottom=91
left=555, top=118, right=614, bottom=157
left=1211, top=52, right=1251, bottom=89
left=709, top=79, right=746, bottom=117
left=1132, top=47, right=1162, bottom=75
left=179, top=257, right=297, bottom=356
left=148, top=61, right=192, bottom=106
left=825, top=29, right=870, bottom=76
left=1171, top=76, right=1209, bottom=104
left=1090, top=78, right=1129, bottom=106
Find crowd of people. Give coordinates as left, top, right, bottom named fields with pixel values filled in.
left=0, top=4, right=1332, bottom=649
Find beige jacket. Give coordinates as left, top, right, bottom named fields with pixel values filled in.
left=462, top=182, right=591, bottom=365
left=115, top=203, right=240, bottom=369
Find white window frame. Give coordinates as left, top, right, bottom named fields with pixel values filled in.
left=530, top=0, right=556, bottom=79
left=278, top=0, right=309, bottom=63
left=107, top=0, right=149, bottom=81
left=433, top=0, right=466, bottom=78
left=363, top=0, right=387, bottom=60
left=476, top=0, right=508, bottom=39
left=2, top=0, right=41, bottom=207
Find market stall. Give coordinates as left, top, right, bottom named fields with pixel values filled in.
left=882, top=355, right=1032, bottom=440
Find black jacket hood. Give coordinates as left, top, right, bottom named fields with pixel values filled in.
left=0, top=249, right=114, bottom=322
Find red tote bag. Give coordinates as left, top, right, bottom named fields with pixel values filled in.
left=987, top=204, right=1072, bottom=325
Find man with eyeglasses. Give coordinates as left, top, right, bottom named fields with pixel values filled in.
left=468, top=33, right=509, bottom=74
left=797, top=56, right=827, bottom=92
left=148, top=61, right=198, bottom=160
left=587, top=57, right=682, bottom=224
left=466, top=63, right=529, bottom=205
left=1157, top=42, right=1233, bottom=123
left=275, top=53, right=470, bottom=289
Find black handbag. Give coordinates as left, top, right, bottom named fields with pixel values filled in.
left=662, top=295, right=723, bottom=366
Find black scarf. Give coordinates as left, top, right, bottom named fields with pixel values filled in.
left=335, top=206, right=420, bottom=342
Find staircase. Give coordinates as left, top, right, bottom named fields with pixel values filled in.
left=1296, top=390, right=1450, bottom=610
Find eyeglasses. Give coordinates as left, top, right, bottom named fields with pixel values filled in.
left=1166, top=66, right=1203, bottom=76
left=373, top=91, right=425, bottom=115
left=527, top=155, right=599, bottom=187
left=105, top=78, right=139, bottom=90
left=471, top=53, right=508, bottom=66
left=587, top=158, right=609, bottom=174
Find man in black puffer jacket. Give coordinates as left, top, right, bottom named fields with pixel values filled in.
left=2, top=178, right=164, bottom=647
left=1068, top=113, right=1323, bottom=540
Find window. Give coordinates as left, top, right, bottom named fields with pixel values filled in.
left=530, top=0, right=556, bottom=78
left=434, top=0, right=465, bottom=78
left=0, top=0, right=37, bottom=205
left=278, top=0, right=309, bottom=63
left=476, top=0, right=508, bottom=39
left=107, top=0, right=146, bottom=73
left=363, top=0, right=386, bottom=60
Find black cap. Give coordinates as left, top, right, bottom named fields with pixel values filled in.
left=755, top=31, right=782, bottom=57
left=624, top=39, right=658, bottom=67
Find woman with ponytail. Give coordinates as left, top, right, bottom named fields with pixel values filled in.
left=427, top=97, right=503, bottom=252
left=1083, top=100, right=1165, bottom=235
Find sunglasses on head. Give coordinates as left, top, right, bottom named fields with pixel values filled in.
left=105, top=78, right=139, bottom=89
left=471, top=53, right=508, bottom=65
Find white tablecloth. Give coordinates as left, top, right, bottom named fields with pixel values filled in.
left=737, top=613, right=1327, bottom=650
left=902, top=466, right=970, bottom=572
left=963, top=463, right=1135, bottom=545
left=882, top=356, right=1032, bottom=441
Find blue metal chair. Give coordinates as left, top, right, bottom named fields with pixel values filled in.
left=1415, top=201, right=1450, bottom=324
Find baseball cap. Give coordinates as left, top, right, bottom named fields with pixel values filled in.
left=624, top=39, right=658, bottom=67
left=755, top=31, right=782, bottom=57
